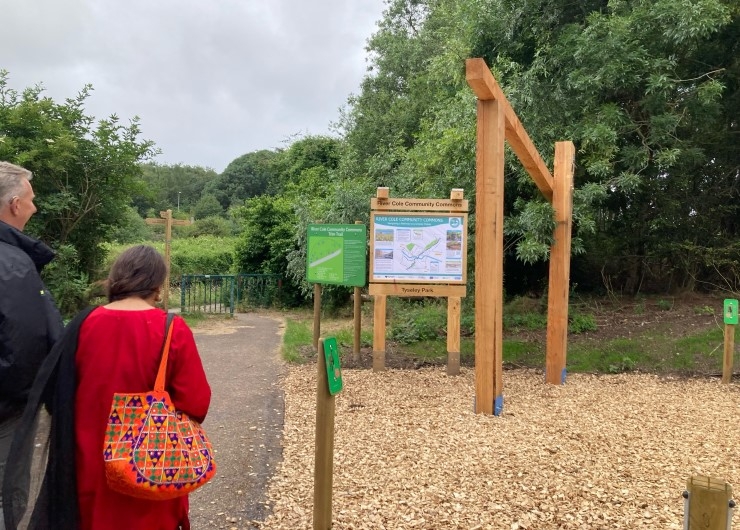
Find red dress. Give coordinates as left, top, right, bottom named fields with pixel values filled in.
left=75, top=307, right=211, bottom=530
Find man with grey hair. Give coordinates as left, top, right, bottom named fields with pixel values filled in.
left=0, top=161, right=63, bottom=528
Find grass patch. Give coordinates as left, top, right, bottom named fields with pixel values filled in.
left=567, top=326, right=725, bottom=373
left=568, top=312, right=597, bottom=333
left=333, top=327, right=373, bottom=349
left=503, top=312, right=547, bottom=331
left=282, top=318, right=313, bottom=363
left=503, top=340, right=544, bottom=366
left=568, top=338, right=644, bottom=373
left=401, top=340, right=449, bottom=360
left=180, top=312, right=209, bottom=327
left=274, top=296, right=726, bottom=375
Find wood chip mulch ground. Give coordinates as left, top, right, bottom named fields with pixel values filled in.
left=258, top=366, right=739, bottom=529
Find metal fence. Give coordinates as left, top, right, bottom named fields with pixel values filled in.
left=180, top=274, right=281, bottom=314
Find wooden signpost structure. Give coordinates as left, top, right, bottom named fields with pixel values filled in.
left=369, top=187, right=469, bottom=375
left=145, top=209, right=192, bottom=311
left=466, top=58, right=575, bottom=414
left=722, top=298, right=737, bottom=384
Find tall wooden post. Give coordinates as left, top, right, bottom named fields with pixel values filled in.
left=545, top=142, right=575, bottom=384
left=467, top=57, right=573, bottom=401
left=313, top=339, right=336, bottom=529
left=353, top=287, right=362, bottom=362
left=145, top=209, right=192, bottom=311
left=473, top=98, right=505, bottom=415
left=353, top=220, right=363, bottom=362
left=372, top=295, right=386, bottom=371
left=313, top=284, right=322, bottom=351
left=447, top=296, right=461, bottom=375
left=723, top=324, right=735, bottom=384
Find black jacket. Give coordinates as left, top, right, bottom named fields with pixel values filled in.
left=3, top=306, right=94, bottom=530
left=0, top=220, right=63, bottom=422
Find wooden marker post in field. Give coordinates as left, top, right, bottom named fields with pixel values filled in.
left=145, top=209, right=192, bottom=311
left=722, top=299, right=737, bottom=384
left=313, top=338, right=343, bottom=530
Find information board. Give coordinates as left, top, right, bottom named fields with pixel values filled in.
left=307, top=224, right=366, bottom=287
left=370, top=213, right=467, bottom=284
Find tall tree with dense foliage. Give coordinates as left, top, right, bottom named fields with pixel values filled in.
left=136, top=163, right=217, bottom=217
left=0, top=73, right=156, bottom=308
left=340, top=0, right=739, bottom=294
left=229, top=136, right=359, bottom=306
left=205, top=149, right=281, bottom=210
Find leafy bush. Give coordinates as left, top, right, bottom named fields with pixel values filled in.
left=193, top=194, right=224, bottom=219
left=180, top=216, right=235, bottom=238
left=657, top=299, right=673, bottom=311
left=108, top=205, right=153, bottom=243
left=388, top=300, right=447, bottom=344
left=233, top=196, right=303, bottom=307
left=42, top=244, right=90, bottom=318
left=105, top=236, right=236, bottom=279
left=460, top=311, right=475, bottom=336
left=569, top=312, right=598, bottom=333
left=608, top=356, right=636, bottom=373
left=170, top=238, right=234, bottom=276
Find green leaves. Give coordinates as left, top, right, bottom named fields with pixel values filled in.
left=1, top=70, right=157, bottom=307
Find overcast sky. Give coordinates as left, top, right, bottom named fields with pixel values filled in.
left=1, top=0, right=385, bottom=173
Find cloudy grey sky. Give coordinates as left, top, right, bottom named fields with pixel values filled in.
left=1, top=0, right=385, bottom=173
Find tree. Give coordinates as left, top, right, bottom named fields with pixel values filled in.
left=338, top=0, right=739, bottom=294
left=205, top=149, right=281, bottom=210
left=232, top=195, right=303, bottom=306
left=0, top=73, right=156, bottom=285
left=193, top=194, right=224, bottom=219
left=109, top=205, right=152, bottom=243
left=136, top=163, right=217, bottom=216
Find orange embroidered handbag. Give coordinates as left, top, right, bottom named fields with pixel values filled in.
left=103, top=313, right=216, bottom=500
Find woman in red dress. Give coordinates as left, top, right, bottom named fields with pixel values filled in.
left=2, top=245, right=212, bottom=530
left=74, top=245, right=212, bottom=530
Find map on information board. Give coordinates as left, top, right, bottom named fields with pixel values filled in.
left=371, top=213, right=466, bottom=283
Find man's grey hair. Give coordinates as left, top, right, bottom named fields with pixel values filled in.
left=0, top=161, right=33, bottom=205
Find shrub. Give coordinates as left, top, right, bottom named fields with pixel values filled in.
left=657, top=299, right=673, bottom=311
left=43, top=244, right=90, bottom=318
left=105, top=236, right=236, bottom=278
left=388, top=300, right=447, bottom=344
left=569, top=312, right=598, bottom=333
left=181, top=216, right=235, bottom=238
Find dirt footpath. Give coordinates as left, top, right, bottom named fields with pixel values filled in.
left=188, top=312, right=286, bottom=529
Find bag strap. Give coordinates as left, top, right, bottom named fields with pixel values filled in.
left=154, top=312, right=176, bottom=392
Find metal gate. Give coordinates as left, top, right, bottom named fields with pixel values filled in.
left=180, top=274, right=235, bottom=315
left=180, top=274, right=281, bottom=314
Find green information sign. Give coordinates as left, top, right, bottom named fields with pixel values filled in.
left=723, top=299, right=738, bottom=325
left=307, top=224, right=367, bottom=287
left=323, top=337, right=343, bottom=395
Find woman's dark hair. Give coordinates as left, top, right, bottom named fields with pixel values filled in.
left=106, top=245, right=167, bottom=303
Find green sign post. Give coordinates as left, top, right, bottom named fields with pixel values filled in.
left=323, top=337, right=343, bottom=395
left=722, top=299, right=737, bottom=384
left=314, top=337, right=341, bottom=529
left=307, top=224, right=367, bottom=287
left=723, top=299, right=738, bottom=325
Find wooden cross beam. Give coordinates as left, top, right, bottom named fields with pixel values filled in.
left=145, top=209, right=192, bottom=311
left=466, top=58, right=554, bottom=201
